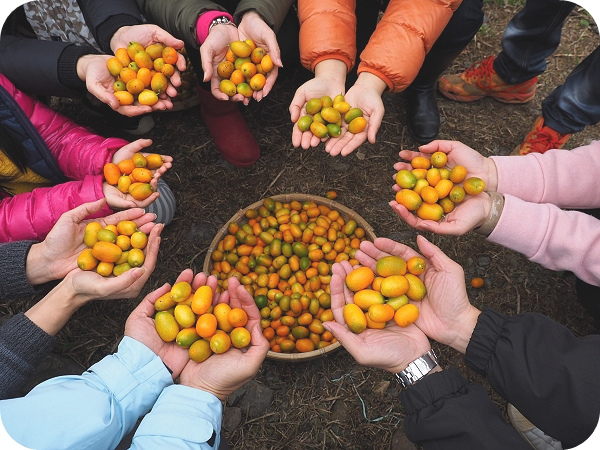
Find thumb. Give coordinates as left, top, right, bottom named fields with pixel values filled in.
left=416, top=235, right=455, bottom=271
left=67, top=199, right=107, bottom=222
left=323, top=321, right=356, bottom=350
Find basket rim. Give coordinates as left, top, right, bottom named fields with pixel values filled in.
left=203, top=194, right=377, bottom=361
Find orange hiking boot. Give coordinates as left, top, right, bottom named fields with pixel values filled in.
left=438, top=55, right=538, bottom=104
left=512, top=116, right=572, bottom=155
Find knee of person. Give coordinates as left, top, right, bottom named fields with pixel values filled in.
left=146, top=179, right=176, bottom=225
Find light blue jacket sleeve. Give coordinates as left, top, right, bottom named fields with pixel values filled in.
left=130, top=384, right=223, bottom=449
left=0, top=336, right=173, bottom=450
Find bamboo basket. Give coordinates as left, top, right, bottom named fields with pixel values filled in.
left=203, top=194, right=377, bottom=362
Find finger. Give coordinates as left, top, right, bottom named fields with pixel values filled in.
left=175, top=268, right=195, bottom=284
left=140, top=224, right=163, bottom=274
left=64, top=199, right=108, bottom=223
left=137, top=282, right=171, bottom=314
left=340, top=134, right=366, bottom=156
left=246, top=323, right=270, bottom=358
left=322, top=320, right=358, bottom=351
left=236, top=284, right=260, bottom=321
left=191, top=272, right=208, bottom=291
left=415, top=235, right=456, bottom=271
left=388, top=201, right=423, bottom=229
left=117, top=105, right=153, bottom=116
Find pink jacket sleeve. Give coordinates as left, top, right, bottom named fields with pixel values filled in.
left=13, top=83, right=129, bottom=180
left=487, top=141, right=600, bottom=285
left=0, top=177, right=107, bottom=242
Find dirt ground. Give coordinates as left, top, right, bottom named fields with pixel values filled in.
left=3, top=2, right=600, bottom=449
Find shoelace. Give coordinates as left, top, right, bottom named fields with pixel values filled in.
left=464, top=56, right=496, bottom=84
left=526, top=127, right=570, bottom=154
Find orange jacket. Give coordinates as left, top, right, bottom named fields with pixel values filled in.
left=298, top=0, right=463, bottom=92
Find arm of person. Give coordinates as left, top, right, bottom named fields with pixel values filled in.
left=0, top=336, right=173, bottom=450
left=357, top=0, right=462, bottom=92
left=234, top=0, right=295, bottom=33
left=297, top=0, right=356, bottom=73
left=0, top=241, right=40, bottom=300
left=0, top=178, right=111, bottom=242
left=491, top=140, right=600, bottom=209
left=486, top=194, right=600, bottom=286
left=400, top=366, right=531, bottom=449
left=0, top=35, right=98, bottom=97
left=465, top=308, right=600, bottom=448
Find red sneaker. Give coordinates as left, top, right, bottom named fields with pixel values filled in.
left=512, top=116, right=572, bottom=155
left=439, top=55, right=537, bottom=104
left=198, top=87, right=260, bottom=168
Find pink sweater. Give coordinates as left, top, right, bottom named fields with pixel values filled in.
left=489, top=140, right=600, bottom=285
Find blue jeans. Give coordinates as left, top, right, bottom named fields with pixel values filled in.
left=493, top=0, right=599, bottom=133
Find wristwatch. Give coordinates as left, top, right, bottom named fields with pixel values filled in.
left=394, top=349, right=439, bottom=388
left=209, top=16, right=236, bottom=32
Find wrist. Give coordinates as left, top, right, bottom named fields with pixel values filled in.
left=474, top=192, right=504, bottom=237
left=393, top=349, right=441, bottom=388
left=448, top=306, right=482, bottom=354
left=354, top=72, right=387, bottom=95
left=26, top=243, right=55, bottom=285
left=196, top=11, right=235, bottom=45
left=314, top=59, right=348, bottom=85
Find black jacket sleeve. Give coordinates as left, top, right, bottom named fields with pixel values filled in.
left=465, top=308, right=600, bottom=448
left=400, top=367, right=530, bottom=449
left=78, top=0, right=145, bottom=54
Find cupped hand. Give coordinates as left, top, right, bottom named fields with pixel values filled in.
left=178, top=277, right=269, bottom=400
left=394, top=140, right=498, bottom=192
left=124, top=272, right=200, bottom=380
left=389, top=192, right=492, bottom=236
left=237, top=11, right=281, bottom=101
left=33, top=199, right=157, bottom=281
left=358, top=236, right=480, bottom=354
left=290, top=77, right=346, bottom=150
left=324, top=77, right=385, bottom=157
left=67, top=221, right=163, bottom=300
left=103, top=179, right=160, bottom=210
left=324, top=260, right=431, bottom=373
left=81, top=54, right=175, bottom=115
left=111, top=139, right=173, bottom=178
left=200, top=25, right=246, bottom=103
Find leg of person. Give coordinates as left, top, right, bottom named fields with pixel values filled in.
left=513, top=45, right=600, bottom=155
left=405, top=0, right=484, bottom=144
left=145, top=179, right=176, bottom=226
left=439, top=0, right=575, bottom=103
left=183, top=4, right=260, bottom=169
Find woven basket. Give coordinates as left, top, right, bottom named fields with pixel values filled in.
left=203, top=194, right=377, bottom=362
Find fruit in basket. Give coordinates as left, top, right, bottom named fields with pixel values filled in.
left=77, top=220, right=148, bottom=276
left=218, top=40, right=274, bottom=97
left=395, top=152, right=485, bottom=221
left=107, top=42, right=180, bottom=106
left=344, top=255, right=427, bottom=332
left=208, top=196, right=372, bottom=354
left=153, top=282, right=251, bottom=361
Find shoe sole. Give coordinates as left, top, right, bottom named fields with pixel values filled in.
left=439, top=90, right=536, bottom=104
left=507, top=404, right=538, bottom=449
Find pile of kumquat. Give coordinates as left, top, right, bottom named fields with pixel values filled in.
left=103, top=153, right=164, bottom=201
left=343, top=255, right=427, bottom=333
left=208, top=197, right=371, bottom=354
left=395, top=151, right=485, bottom=221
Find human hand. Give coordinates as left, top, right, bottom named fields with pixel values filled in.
left=26, top=199, right=158, bottom=284
left=124, top=269, right=218, bottom=379
left=178, top=277, right=269, bottom=400
left=103, top=180, right=160, bottom=210
left=76, top=54, right=176, bottom=116
left=389, top=192, right=492, bottom=236
left=290, top=60, right=347, bottom=150
left=111, top=139, right=173, bottom=179
left=394, top=140, right=498, bottom=192
left=324, top=260, right=431, bottom=374
left=356, top=236, right=481, bottom=354
left=324, top=73, right=386, bottom=157
left=109, top=24, right=187, bottom=100
left=237, top=11, right=282, bottom=101
left=200, top=24, right=246, bottom=103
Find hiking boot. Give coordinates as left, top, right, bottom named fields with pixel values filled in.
left=197, top=87, right=260, bottom=168
left=507, top=403, right=563, bottom=450
left=511, top=117, right=572, bottom=155
left=438, top=55, right=538, bottom=104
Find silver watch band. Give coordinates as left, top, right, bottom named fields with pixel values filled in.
left=394, top=349, right=438, bottom=388
left=209, top=16, right=236, bottom=33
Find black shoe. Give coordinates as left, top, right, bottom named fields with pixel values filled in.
left=406, top=84, right=440, bottom=145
